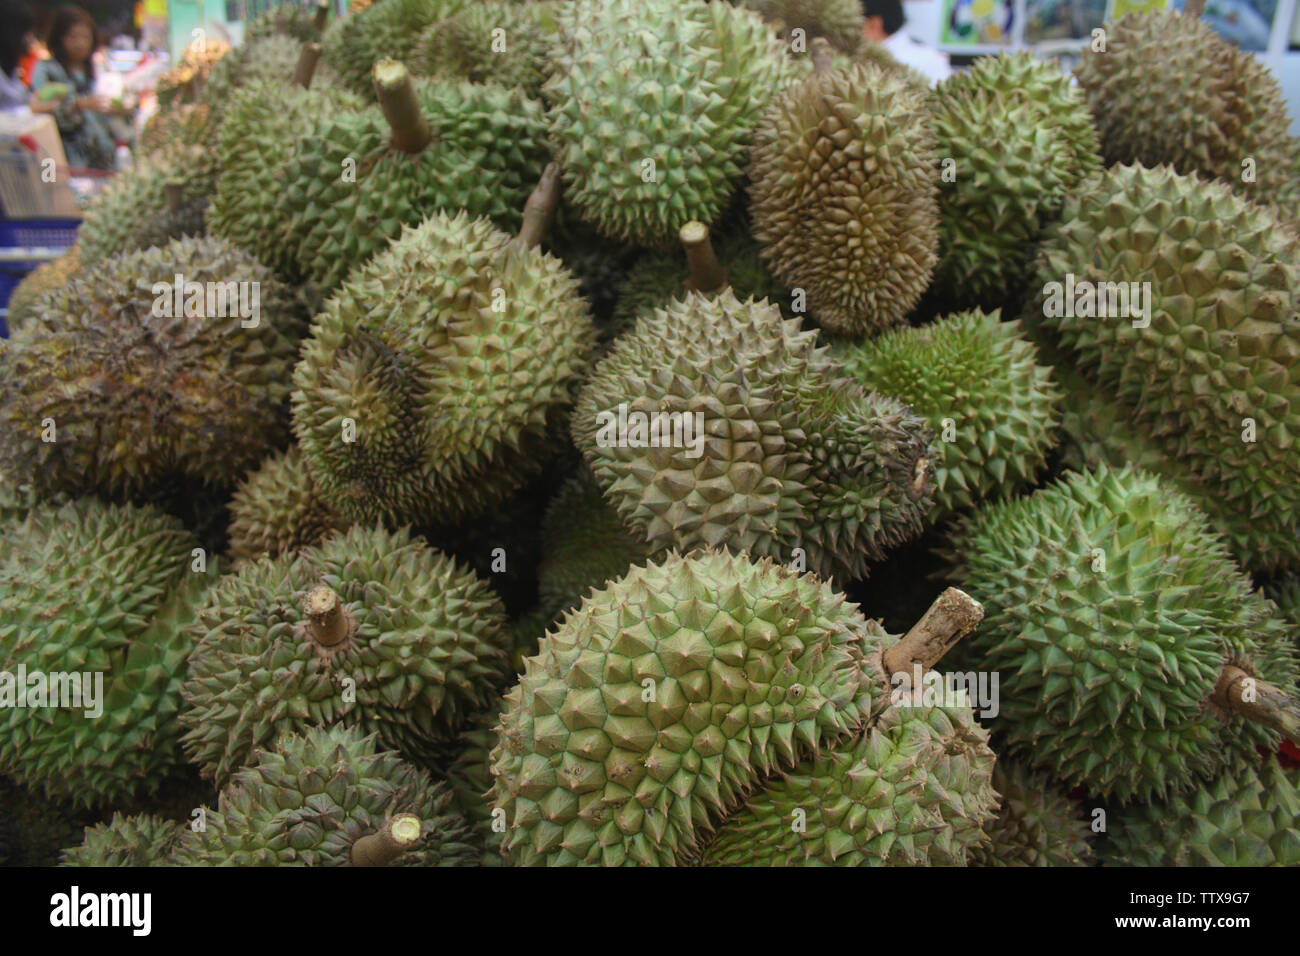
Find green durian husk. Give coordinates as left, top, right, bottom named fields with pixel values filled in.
left=741, top=0, right=865, bottom=52
left=60, top=813, right=186, bottom=867
left=4, top=245, right=81, bottom=333
left=968, top=762, right=1095, bottom=867
left=410, top=0, right=557, bottom=97
left=320, top=0, right=467, bottom=98
left=226, top=445, right=349, bottom=564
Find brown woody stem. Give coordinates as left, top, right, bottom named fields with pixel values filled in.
left=1213, top=665, right=1300, bottom=744
left=680, top=221, right=728, bottom=294
left=883, top=588, right=984, bottom=676
left=164, top=181, right=184, bottom=214
left=350, top=815, right=422, bottom=866
left=514, top=161, right=563, bottom=251
left=811, top=37, right=834, bottom=76
left=292, top=43, right=321, bottom=89
left=313, top=0, right=331, bottom=32
left=303, top=586, right=352, bottom=648
left=372, top=59, right=432, bottom=154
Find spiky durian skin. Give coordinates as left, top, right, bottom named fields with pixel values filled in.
left=931, top=53, right=1101, bottom=303
left=1104, top=758, right=1300, bottom=867
left=247, top=2, right=323, bottom=43
left=0, top=237, right=302, bottom=500
left=171, top=726, right=477, bottom=866
left=275, top=78, right=550, bottom=292
left=4, top=245, right=80, bottom=332
left=574, top=290, right=934, bottom=581
left=1266, top=576, right=1300, bottom=628
left=834, top=309, right=1061, bottom=521
left=209, top=81, right=364, bottom=281
left=292, top=211, right=594, bottom=527
left=489, top=550, right=891, bottom=866
left=444, top=706, right=507, bottom=866
left=968, top=762, right=1094, bottom=867
left=749, top=63, right=938, bottom=337
left=180, top=523, right=511, bottom=786
left=411, top=0, right=556, bottom=96
left=138, top=102, right=216, bottom=156
left=943, top=465, right=1300, bottom=803
left=200, top=34, right=332, bottom=114
left=544, top=0, right=795, bottom=249
left=0, top=500, right=214, bottom=808
left=703, top=703, right=997, bottom=865
left=742, top=0, right=864, bottom=52
left=1074, top=11, right=1295, bottom=211
left=321, top=0, right=465, bottom=97
left=1025, top=164, right=1300, bottom=573
left=60, top=813, right=185, bottom=867
left=227, top=445, right=349, bottom=564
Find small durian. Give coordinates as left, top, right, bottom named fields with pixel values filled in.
left=226, top=445, right=349, bottom=564
left=4, top=245, right=80, bottom=332
left=410, top=0, right=556, bottom=97
left=60, top=814, right=186, bottom=867
left=968, top=762, right=1095, bottom=867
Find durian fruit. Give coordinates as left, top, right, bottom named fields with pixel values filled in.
left=742, top=0, right=865, bottom=52
left=834, top=309, right=1061, bottom=521
left=574, top=289, right=935, bottom=581
left=748, top=60, right=938, bottom=337
left=443, top=706, right=507, bottom=866
left=180, top=523, right=511, bottom=786
left=968, top=762, right=1095, bottom=867
left=138, top=102, right=217, bottom=158
left=701, top=702, right=998, bottom=866
left=4, top=245, right=80, bottom=332
left=321, top=0, right=464, bottom=98
left=171, top=726, right=477, bottom=866
left=1103, top=757, right=1300, bottom=866
left=1266, top=575, right=1300, bottom=628
left=0, top=777, right=96, bottom=867
left=542, top=221, right=642, bottom=325
left=930, top=52, right=1101, bottom=304
left=275, top=61, right=551, bottom=291
left=0, top=237, right=302, bottom=500
left=1074, top=9, right=1296, bottom=215
left=129, top=179, right=208, bottom=252
left=292, top=179, right=595, bottom=528
left=0, top=499, right=215, bottom=807
left=247, top=0, right=330, bottom=43
left=544, top=0, right=795, bottom=248
left=60, top=814, right=186, bottom=867
left=200, top=34, right=317, bottom=116
left=943, top=464, right=1300, bottom=802
left=850, top=40, right=930, bottom=91
left=226, top=445, right=349, bottom=564
left=410, top=0, right=556, bottom=97
left=1024, top=163, right=1300, bottom=573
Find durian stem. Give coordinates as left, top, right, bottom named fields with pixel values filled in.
left=164, top=181, right=184, bottom=214
left=811, top=37, right=834, bottom=76
left=1213, top=665, right=1300, bottom=744
left=372, top=59, right=432, bottom=154
left=303, top=585, right=353, bottom=648
left=350, top=815, right=422, bottom=866
left=313, top=0, right=331, bottom=32
left=680, top=221, right=728, bottom=295
left=513, top=161, right=563, bottom=251
left=883, top=588, right=984, bottom=676
left=1184, top=0, right=1206, bottom=17
left=292, top=42, right=322, bottom=89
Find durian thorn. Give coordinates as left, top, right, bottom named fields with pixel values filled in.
left=811, top=38, right=834, bottom=76
left=513, top=161, right=563, bottom=252
left=313, top=0, right=331, bottom=33
left=303, top=585, right=355, bottom=649
left=372, top=59, right=432, bottom=154
left=679, top=221, right=728, bottom=295
left=292, top=42, right=322, bottom=90
left=164, top=180, right=185, bottom=214
left=883, top=587, right=984, bottom=676
left=350, top=814, right=422, bottom=866
left=1213, top=665, right=1300, bottom=745
left=1183, top=0, right=1206, bottom=17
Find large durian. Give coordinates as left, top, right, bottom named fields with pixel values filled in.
left=0, top=237, right=302, bottom=500
left=574, top=289, right=934, bottom=581
left=171, top=726, right=477, bottom=866
left=180, top=524, right=511, bottom=785
left=834, top=309, right=1061, bottom=521
left=748, top=60, right=939, bottom=336
left=226, top=445, right=348, bottom=564
left=60, top=814, right=186, bottom=867
left=1024, top=163, right=1300, bottom=572
left=968, top=762, right=1095, bottom=867
left=544, top=0, right=795, bottom=248
left=943, top=464, right=1300, bottom=802
left=0, top=499, right=215, bottom=807
left=321, top=0, right=464, bottom=98
left=410, top=0, right=556, bottom=97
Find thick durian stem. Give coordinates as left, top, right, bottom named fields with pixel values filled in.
left=883, top=587, right=984, bottom=676
left=164, top=181, right=184, bottom=214
left=513, top=161, right=563, bottom=251
left=372, top=59, right=432, bottom=154
left=811, top=38, right=834, bottom=76
left=1183, top=0, right=1206, bottom=17
left=680, top=221, right=728, bottom=295
left=292, top=43, right=322, bottom=89
left=350, top=815, right=422, bottom=866
left=303, top=585, right=353, bottom=648
left=313, top=0, right=331, bottom=32
left=1213, top=665, right=1300, bottom=744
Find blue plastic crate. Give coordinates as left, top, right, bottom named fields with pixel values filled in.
left=0, top=218, right=80, bottom=249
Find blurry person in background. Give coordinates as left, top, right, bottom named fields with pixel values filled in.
left=29, top=4, right=118, bottom=169
left=862, top=0, right=954, bottom=85
left=0, top=0, right=36, bottom=111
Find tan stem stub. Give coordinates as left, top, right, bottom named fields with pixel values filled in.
left=883, top=587, right=984, bottom=676
left=292, top=43, right=321, bottom=89
left=1212, top=665, right=1300, bottom=744
left=514, top=161, right=564, bottom=251
left=811, top=37, right=834, bottom=76
left=350, top=814, right=422, bottom=866
left=313, top=0, right=331, bottom=32
left=679, top=221, right=728, bottom=294
left=303, top=585, right=355, bottom=650
left=372, top=59, right=433, bottom=154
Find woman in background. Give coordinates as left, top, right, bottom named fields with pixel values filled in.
left=0, top=0, right=36, bottom=112
left=29, top=4, right=117, bottom=169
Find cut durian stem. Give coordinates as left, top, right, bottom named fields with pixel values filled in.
left=1213, top=665, right=1300, bottom=744
left=372, top=59, right=432, bottom=155
left=811, top=37, right=834, bottom=76
left=349, top=814, right=422, bottom=866
left=303, top=585, right=354, bottom=649
left=514, top=161, right=563, bottom=251
left=313, top=0, right=330, bottom=32
left=883, top=587, right=984, bottom=676
left=164, top=180, right=184, bottom=214
left=292, top=42, right=321, bottom=89
left=680, top=221, right=728, bottom=294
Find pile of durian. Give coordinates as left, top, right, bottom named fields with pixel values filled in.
left=1, top=0, right=1298, bottom=868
